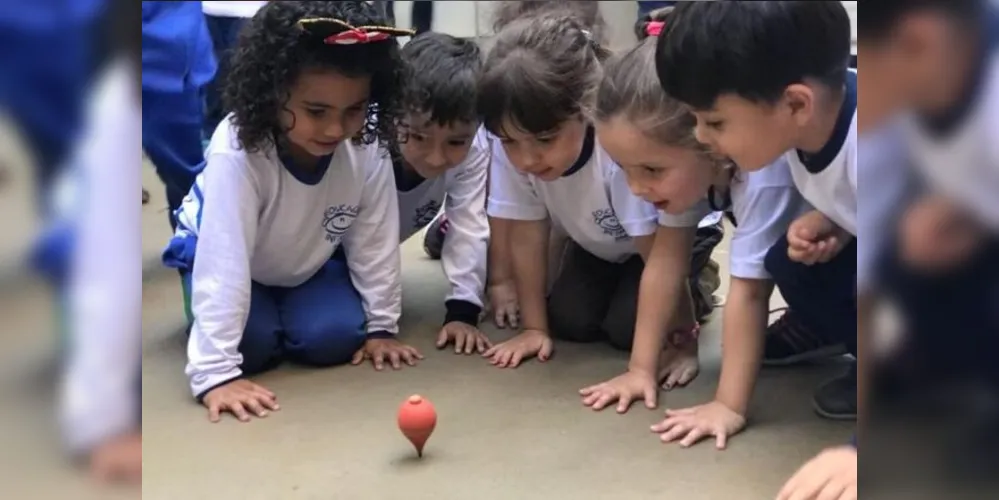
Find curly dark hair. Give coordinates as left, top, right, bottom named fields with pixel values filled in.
left=222, top=1, right=407, bottom=153
left=400, top=32, right=482, bottom=126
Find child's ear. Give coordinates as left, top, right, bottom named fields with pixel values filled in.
left=783, top=83, right=815, bottom=125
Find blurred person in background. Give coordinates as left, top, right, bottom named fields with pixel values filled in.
left=201, top=1, right=267, bottom=140
left=858, top=0, right=999, bottom=476
left=59, top=0, right=142, bottom=484
left=142, top=1, right=216, bottom=230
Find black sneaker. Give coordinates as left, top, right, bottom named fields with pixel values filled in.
left=763, top=308, right=847, bottom=366
left=813, top=362, right=858, bottom=421
left=422, top=213, right=449, bottom=260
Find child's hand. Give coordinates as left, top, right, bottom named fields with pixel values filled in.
left=88, top=431, right=142, bottom=485
left=776, top=446, right=857, bottom=500
left=487, top=281, right=520, bottom=328
left=579, top=369, right=659, bottom=413
left=650, top=400, right=746, bottom=449
left=900, top=194, right=985, bottom=271
left=351, top=337, right=423, bottom=370
left=436, top=321, right=493, bottom=354
left=787, top=210, right=850, bottom=265
left=482, top=329, right=553, bottom=368
left=202, top=378, right=279, bottom=423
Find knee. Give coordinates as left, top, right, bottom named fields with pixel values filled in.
left=547, top=296, right=603, bottom=343
left=285, top=319, right=366, bottom=367
left=238, top=322, right=282, bottom=375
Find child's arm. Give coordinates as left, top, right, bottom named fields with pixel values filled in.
left=713, top=277, right=772, bottom=414
left=344, top=147, right=423, bottom=369
left=439, top=149, right=490, bottom=327
left=481, top=142, right=552, bottom=367
left=486, top=217, right=518, bottom=327
left=185, top=153, right=261, bottom=399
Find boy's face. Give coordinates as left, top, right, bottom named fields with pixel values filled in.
left=596, top=116, right=717, bottom=216
left=281, top=69, right=371, bottom=158
left=399, top=114, right=478, bottom=179
left=687, top=88, right=814, bottom=172
left=498, top=116, right=587, bottom=182
left=858, top=14, right=968, bottom=133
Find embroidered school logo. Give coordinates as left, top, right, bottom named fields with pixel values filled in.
left=413, top=199, right=442, bottom=229
left=323, top=204, right=360, bottom=243
left=592, top=208, right=628, bottom=241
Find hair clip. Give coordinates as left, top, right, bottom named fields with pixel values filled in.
left=298, top=18, right=414, bottom=45
left=645, top=21, right=665, bottom=37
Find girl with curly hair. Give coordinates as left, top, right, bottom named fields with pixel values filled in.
left=480, top=8, right=718, bottom=376
left=162, top=1, right=419, bottom=423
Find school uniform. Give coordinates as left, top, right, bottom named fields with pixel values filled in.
left=162, top=118, right=401, bottom=400
left=395, top=128, right=490, bottom=326
left=660, top=158, right=809, bottom=283
left=879, top=8, right=999, bottom=386
left=201, top=1, right=267, bottom=138
left=765, top=69, right=859, bottom=357
left=59, top=60, right=142, bottom=455
left=142, top=1, right=217, bottom=228
left=488, top=126, right=711, bottom=350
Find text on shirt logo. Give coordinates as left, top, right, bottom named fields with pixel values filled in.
left=592, top=208, right=629, bottom=241
left=323, top=204, right=360, bottom=243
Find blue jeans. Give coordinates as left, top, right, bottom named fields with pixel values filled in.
left=182, top=250, right=367, bottom=374
left=764, top=235, right=858, bottom=356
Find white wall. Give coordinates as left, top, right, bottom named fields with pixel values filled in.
left=395, top=1, right=857, bottom=52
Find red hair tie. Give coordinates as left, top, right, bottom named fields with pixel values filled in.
left=646, top=21, right=665, bottom=37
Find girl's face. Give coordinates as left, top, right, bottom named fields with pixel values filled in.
left=399, top=113, right=479, bottom=179
left=280, top=68, right=372, bottom=159
left=596, top=116, right=717, bottom=215
left=497, top=117, right=587, bottom=182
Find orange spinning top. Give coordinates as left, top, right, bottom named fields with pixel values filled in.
left=397, top=395, right=437, bottom=457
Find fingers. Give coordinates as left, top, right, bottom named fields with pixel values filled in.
left=372, top=351, right=386, bottom=371
left=505, top=306, right=520, bottom=329
left=615, top=393, right=634, bottom=414
left=815, top=481, right=846, bottom=500
left=244, top=398, right=269, bottom=418
left=229, top=401, right=251, bottom=422
left=351, top=348, right=365, bottom=365
left=509, top=350, right=524, bottom=368
left=453, top=331, right=466, bottom=353
left=208, top=401, right=221, bottom=423
left=482, top=344, right=499, bottom=358
left=464, top=334, right=477, bottom=355
left=716, top=430, right=728, bottom=450
left=678, top=426, right=709, bottom=448
left=388, top=351, right=402, bottom=370
left=538, top=338, right=554, bottom=362
left=475, top=334, right=491, bottom=354
left=493, top=309, right=507, bottom=329
left=674, top=365, right=699, bottom=388
left=436, top=328, right=449, bottom=349
left=643, top=385, right=658, bottom=409
left=400, top=347, right=418, bottom=366
left=650, top=416, right=676, bottom=434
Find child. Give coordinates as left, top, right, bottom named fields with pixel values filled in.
left=201, top=1, right=268, bottom=138
left=656, top=0, right=859, bottom=421
left=393, top=31, right=516, bottom=352
left=580, top=34, right=809, bottom=428
left=161, top=1, right=420, bottom=423
left=480, top=9, right=718, bottom=372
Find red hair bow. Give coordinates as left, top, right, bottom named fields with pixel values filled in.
left=646, top=21, right=665, bottom=37
left=298, top=18, right=414, bottom=45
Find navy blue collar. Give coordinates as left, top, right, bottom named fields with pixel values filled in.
left=392, top=155, right=427, bottom=192
left=921, top=6, right=999, bottom=137
left=277, top=146, right=333, bottom=186
left=795, top=71, right=856, bottom=174
left=561, top=125, right=596, bottom=178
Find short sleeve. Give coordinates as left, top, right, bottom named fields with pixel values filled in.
left=608, top=166, right=658, bottom=236
left=657, top=199, right=714, bottom=228
left=486, top=142, right=547, bottom=221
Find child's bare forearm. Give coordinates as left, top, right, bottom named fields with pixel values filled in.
left=509, top=219, right=550, bottom=332
left=629, top=227, right=696, bottom=373
left=715, top=277, right=773, bottom=415
left=487, top=216, right=514, bottom=285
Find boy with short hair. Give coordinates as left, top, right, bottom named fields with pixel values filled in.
left=655, top=2, right=860, bottom=497
left=395, top=32, right=520, bottom=351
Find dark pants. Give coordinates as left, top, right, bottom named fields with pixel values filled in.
left=638, top=1, right=676, bottom=17
left=764, top=236, right=858, bottom=356
left=182, top=249, right=367, bottom=374
left=877, top=237, right=999, bottom=386
left=547, top=241, right=645, bottom=351
left=547, top=223, right=724, bottom=351
left=203, top=15, right=246, bottom=139
left=382, top=1, right=433, bottom=33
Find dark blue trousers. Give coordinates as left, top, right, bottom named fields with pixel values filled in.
left=764, top=235, right=858, bottom=356
left=182, top=249, right=367, bottom=374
